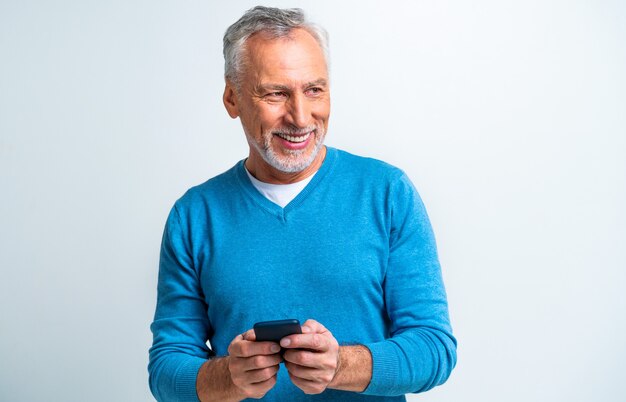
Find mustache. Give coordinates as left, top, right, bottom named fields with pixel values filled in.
left=271, top=125, right=318, bottom=136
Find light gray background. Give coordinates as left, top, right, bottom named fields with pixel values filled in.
left=1, top=1, right=624, bottom=401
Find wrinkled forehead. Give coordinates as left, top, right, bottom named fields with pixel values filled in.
left=241, top=29, right=328, bottom=82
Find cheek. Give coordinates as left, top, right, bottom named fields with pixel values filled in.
left=312, top=101, right=331, bottom=121
left=258, top=105, right=287, bottom=127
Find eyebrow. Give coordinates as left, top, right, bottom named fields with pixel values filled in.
left=258, top=79, right=328, bottom=92
left=304, top=78, right=328, bottom=88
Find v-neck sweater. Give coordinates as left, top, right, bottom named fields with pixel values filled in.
left=244, top=165, right=315, bottom=208
left=149, top=147, right=457, bottom=401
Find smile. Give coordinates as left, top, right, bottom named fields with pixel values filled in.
left=274, top=131, right=313, bottom=143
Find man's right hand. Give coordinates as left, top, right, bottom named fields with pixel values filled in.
left=227, top=329, right=283, bottom=399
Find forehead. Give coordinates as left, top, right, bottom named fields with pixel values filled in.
left=243, top=28, right=328, bottom=85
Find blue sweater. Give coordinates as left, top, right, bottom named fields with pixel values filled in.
left=149, top=147, right=456, bottom=401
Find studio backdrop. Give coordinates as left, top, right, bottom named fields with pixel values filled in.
left=1, top=1, right=624, bottom=401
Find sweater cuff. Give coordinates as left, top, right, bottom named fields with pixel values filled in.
left=175, top=356, right=207, bottom=402
left=361, top=341, right=400, bottom=396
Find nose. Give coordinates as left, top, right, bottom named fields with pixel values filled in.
left=286, top=93, right=311, bottom=128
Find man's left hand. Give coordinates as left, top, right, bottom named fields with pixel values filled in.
left=280, top=319, right=340, bottom=394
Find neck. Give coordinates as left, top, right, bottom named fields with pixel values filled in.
left=245, top=146, right=326, bottom=184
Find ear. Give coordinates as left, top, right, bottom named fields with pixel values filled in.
left=223, top=80, right=240, bottom=119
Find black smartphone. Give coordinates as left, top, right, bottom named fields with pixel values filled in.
left=253, top=319, right=302, bottom=343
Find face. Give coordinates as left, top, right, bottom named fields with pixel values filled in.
left=223, top=28, right=331, bottom=183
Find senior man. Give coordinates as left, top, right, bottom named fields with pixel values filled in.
left=149, top=6, right=456, bottom=402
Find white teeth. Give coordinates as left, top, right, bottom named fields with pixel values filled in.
left=277, top=132, right=311, bottom=143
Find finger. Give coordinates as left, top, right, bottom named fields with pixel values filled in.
left=237, top=374, right=278, bottom=399
left=241, top=329, right=256, bottom=341
left=283, top=348, right=335, bottom=371
left=280, top=332, right=329, bottom=352
left=227, top=331, right=248, bottom=355
left=301, top=319, right=328, bottom=334
left=283, top=349, right=317, bottom=367
left=229, top=338, right=281, bottom=358
left=244, top=364, right=280, bottom=383
left=287, top=371, right=326, bottom=395
left=229, top=352, right=282, bottom=379
left=284, top=361, right=334, bottom=383
left=242, top=354, right=283, bottom=371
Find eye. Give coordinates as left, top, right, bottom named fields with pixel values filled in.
left=306, top=87, right=323, bottom=96
left=265, top=91, right=288, bottom=100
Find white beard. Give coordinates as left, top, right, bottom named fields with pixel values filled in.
left=245, top=126, right=326, bottom=173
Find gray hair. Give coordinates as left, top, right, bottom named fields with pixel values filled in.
left=223, top=6, right=330, bottom=88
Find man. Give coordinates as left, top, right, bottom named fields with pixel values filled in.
left=149, top=6, right=456, bottom=402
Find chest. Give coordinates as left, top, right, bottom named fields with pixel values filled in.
left=198, top=207, right=389, bottom=340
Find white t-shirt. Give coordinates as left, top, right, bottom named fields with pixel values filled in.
left=245, top=167, right=315, bottom=208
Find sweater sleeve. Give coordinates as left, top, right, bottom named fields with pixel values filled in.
left=148, top=204, right=211, bottom=402
left=362, top=172, right=457, bottom=396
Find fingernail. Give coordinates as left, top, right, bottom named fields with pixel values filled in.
left=281, top=338, right=291, bottom=347
left=271, top=344, right=281, bottom=353
left=302, top=326, right=311, bottom=333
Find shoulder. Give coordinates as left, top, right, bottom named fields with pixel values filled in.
left=330, top=147, right=408, bottom=185
left=172, top=161, right=244, bottom=213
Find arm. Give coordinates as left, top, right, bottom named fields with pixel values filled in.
left=196, top=358, right=241, bottom=402
left=148, top=205, right=212, bottom=401
left=362, top=172, right=457, bottom=396
left=280, top=173, right=456, bottom=397
left=148, top=205, right=281, bottom=401
left=329, top=345, right=372, bottom=392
